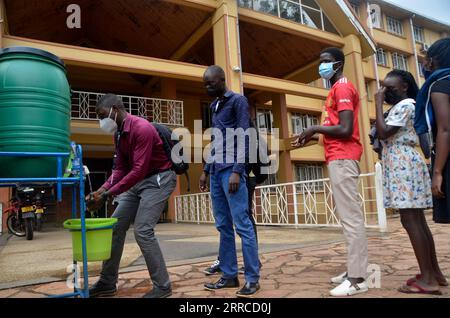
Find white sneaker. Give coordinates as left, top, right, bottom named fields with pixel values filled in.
left=330, top=272, right=347, bottom=284
left=330, top=279, right=369, bottom=297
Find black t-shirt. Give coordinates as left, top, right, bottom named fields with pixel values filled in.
left=430, top=79, right=450, bottom=139
left=431, top=79, right=450, bottom=95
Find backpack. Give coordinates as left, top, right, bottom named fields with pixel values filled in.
left=151, top=123, right=190, bottom=191
left=246, top=120, right=271, bottom=185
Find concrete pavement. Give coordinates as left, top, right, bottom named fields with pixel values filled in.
left=0, top=221, right=347, bottom=289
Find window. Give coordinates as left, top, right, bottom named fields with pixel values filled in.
left=291, top=113, right=320, bottom=135
left=257, top=109, right=273, bottom=134
left=322, top=79, right=332, bottom=89
left=376, top=48, right=388, bottom=67
left=238, top=0, right=253, bottom=9
left=392, top=53, right=408, bottom=71
left=419, top=62, right=425, bottom=77
left=261, top=173, right=278, bottom=187
left=413, top=25, right=425, bottom=43
left=349, top=1, right=360, bottom=17
left=386, top=16, right=403, bottom=36
left=253, top=0, right=278, bottom=16
left=238, top=0, right=339, bottom=34
left=366, top=82, right=373, bottom=101
left=368, top=4, right=382, bottom=28
left=201, top=101, right=212, bottom=130
left=295, top=163, right=324, bottom=191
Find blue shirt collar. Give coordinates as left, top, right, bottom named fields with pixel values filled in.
left=223, top=90, right=234, bottom=99
left=215, top=90, right=234, bottom=103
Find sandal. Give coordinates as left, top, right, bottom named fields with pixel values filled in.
left=406, top=274, right=448, bottom=287
left=398, top=282, right=442, bottom=295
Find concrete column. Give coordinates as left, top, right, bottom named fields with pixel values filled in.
left=272, top=93, right=294, bottom=183
left=212, top=0, right=243, bottom=94
left=160, top=79, right=181, bottom=222
left=343, top=34, right=376, bottom=173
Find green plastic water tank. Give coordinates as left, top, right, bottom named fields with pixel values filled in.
left=0, top=47, right=71, bottom=178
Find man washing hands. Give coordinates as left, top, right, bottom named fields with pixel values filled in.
left=86, top=188, right=108, bottom=212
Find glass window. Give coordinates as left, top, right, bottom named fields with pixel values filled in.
left=280, top=0, right=302, bottom=23
left=302, top=0, right=320, bottom=10
left=376, top=48, right=388, bottom=67
left=322, top=14, right=339, bottom=34
left=413, top=25, right=425, bottom=43
left=237, top=0, right=338, bottom=34
left=322, top=79, right=332, bottom=89
left=291, top=113, right=320, bottom=135
left=349, top=1, right=360, bottom=17
left=295, top=163, right=324, bottom=191
left=301, top=6, right=321, bottom=29
left=261, top=173, right=278, bottom=187
left=257, top=109, right=274, bottom=134
left=386, top=16, right=403, bottom=36
left=238, top=0, right=253, bottom=9
left=201, top=101, right=212, bottom=130
left=392, top=52, right=408, bottom=71
left=419, top=60, right=425, bottom=77
left=253, top=0, right=278, bottom=16
left=366, top=82, right=373, bottom=101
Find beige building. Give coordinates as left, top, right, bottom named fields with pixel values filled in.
left=0, top=0, right=449, bottom=225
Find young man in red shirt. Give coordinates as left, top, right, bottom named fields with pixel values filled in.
left=292, top=47, right=369, bottom=297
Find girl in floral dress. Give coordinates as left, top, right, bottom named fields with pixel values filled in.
left=375, top=70, right=445, bottom=295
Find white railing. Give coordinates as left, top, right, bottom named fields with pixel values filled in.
left=71, top=90, right=184, bottom=127
left=175, top=163, right=388, bottom=232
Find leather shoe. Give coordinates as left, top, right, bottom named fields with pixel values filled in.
left=142, top=287, right=172, bottom=298
left=204, top=277, right=239, bottom=290
left=236, top=281, right=260, bottom=298
left=88, top=280, right=117, bottom=298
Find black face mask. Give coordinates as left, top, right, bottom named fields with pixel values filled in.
left=207, top=87, right=220, bottom=98
left=385, top=89, right=403, bottom=105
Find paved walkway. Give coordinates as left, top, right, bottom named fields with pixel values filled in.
left=0, top=222, right=345, bottom=288
left=1, top=213, right=449, bottom=298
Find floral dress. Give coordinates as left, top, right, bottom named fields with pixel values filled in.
left=381, top=98, right=433, bottom=209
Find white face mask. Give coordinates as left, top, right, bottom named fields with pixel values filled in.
left=99, top=108, right=118, bottom=134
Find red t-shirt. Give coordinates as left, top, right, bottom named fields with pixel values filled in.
left=323, top=77, right=363, bottom=163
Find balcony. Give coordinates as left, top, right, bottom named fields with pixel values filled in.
left=71, top=90, right=184, bottom=127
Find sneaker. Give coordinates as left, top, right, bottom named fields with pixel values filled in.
left=88, top=280, right=117, bottom=298
left=236, top=282, right=260, bottom=298
left=330, top=279, right=369, bottom=297
left=204, top=277, right=240, bottom=290
left=331, top=272, right=348, bottom=284
left=142, top=287, right=172, bottom=298
left=203, top=259, right=222, bottom=276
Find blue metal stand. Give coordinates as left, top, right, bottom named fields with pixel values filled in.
left=0, top=145, right=90, bottom=298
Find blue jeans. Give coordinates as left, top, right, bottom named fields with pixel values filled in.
left=210, top=167, right=260, bottom=283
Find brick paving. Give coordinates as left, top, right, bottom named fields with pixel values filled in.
left=1, top=214, right=449, bottom=298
